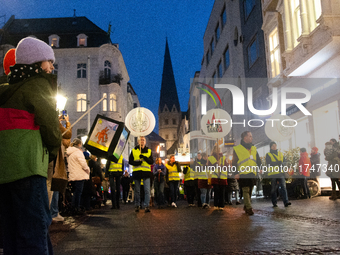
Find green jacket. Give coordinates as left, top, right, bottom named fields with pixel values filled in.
left=0, top=72, right=62, bottom=184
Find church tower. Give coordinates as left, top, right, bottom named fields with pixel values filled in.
left=158, top=39, right=182, bottom=151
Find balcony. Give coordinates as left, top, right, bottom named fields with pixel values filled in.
left=99, top=71, right=123, bottom=85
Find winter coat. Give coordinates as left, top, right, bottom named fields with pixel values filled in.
left=153, top=164, right=166, bottom=183
left=310, top=153, right=321, bottom=178
left=324, top=146, right=340, bottom=178
left=0, top=72, right=61, bottom=184
left=299, top=152, right=311, bottom=177
left=66, top=146, right=90, bottom=181
left=51, top=121, right=72, bottom=193
left=102, top=171, right=109, bottom=192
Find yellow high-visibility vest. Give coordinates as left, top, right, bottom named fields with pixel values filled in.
left=196, top=163, right=209, bottom=180
left=267, top=152, right=284, bottom=176
left=209, top=155, right=228, bottom=180
left=166, top=163, right=180, bottom=181
left=108, top=155, right=123, bottom=172
left=233, top=144, right=257, bottom=176
left=184, top=167, right=195, bottom=181
left=194, top=161, right=202, bottom=179
left=132, top=148, right=152, bottom=172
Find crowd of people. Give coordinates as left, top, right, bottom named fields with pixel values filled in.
left=1, top=37, right=340, bottom=255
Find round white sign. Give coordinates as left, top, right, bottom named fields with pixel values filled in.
left=125, top=107, right=156, bottom=137
left=265, top=114, right=295, bottom=142
left=201, top=109, right=231, bottom=139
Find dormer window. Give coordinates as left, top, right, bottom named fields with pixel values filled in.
left=77, top=34, right=88, bottom=47
left=49, top=34, right=60, bottom=48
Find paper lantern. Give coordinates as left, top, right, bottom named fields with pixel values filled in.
left=84, top=114, right=130, bottom=162
left=265, top=114, right=295, bottom=142
left=125, top=107, right=155, bottom=137
left=201, top=109, right=232, bottom=139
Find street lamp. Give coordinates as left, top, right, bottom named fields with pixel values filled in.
left=156, top=145, right=160, bottom=157
left=56, top=94, right=67, bottom=111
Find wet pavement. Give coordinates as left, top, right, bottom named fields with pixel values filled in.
left=52, top=196, right=340, bottom=254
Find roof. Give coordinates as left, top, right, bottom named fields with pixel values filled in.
left=146, top=131, right=166, bottom=143
left=158, top=39, right=180, bottom=113
left=181, top=111, right=189, bottom=120
left=167, top=140, right=178, bottom=155
left=1, top=16, right=111, bottom=48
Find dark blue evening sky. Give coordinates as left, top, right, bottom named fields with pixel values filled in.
left=2, top=0, right=215, bottom=132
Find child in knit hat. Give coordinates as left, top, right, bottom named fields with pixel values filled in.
left=0, top=36, right=61, bottom=254
left=7, top=37, right=55, bottom=84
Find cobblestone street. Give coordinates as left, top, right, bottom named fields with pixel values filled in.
left=52, top=196, right=340, bottom=254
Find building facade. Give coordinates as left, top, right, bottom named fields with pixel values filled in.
left=261, top=0, right=340, bottom=167
left=190, top=0, right=268, bottom=158
left=1, top=15, right=139, bottom=160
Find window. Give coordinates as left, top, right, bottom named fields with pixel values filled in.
left=215, top=25, right=220, bottom=43
left=213, top=72, right=217, bottom=85
left=77, top=94, right=87, bottom=112
left=234, top=27, right=239, bottom=46
left=269, top=28, right=281, bottom=78
left=172, top=119, right=177, bottom=125
left=248, top=36, right=259, bottom=67
left=77, top=34, right=88, bottom=47
left=109, top=94, right=117, bottom=111
left=221, top=7, right=227, bottom=28
left=48, top=34, right=60, bottom=48
left=218, top=61, right=223, bottom=78
left=244, top=0, right=255, bottom=19
left=224, top=46, right=230, bottom=71
left=291, top=0, right=302, bottom=46
left=104, top=60, right=111, bottom=81
left=52, top=64, right=58, bottom=76
left=165, top=119, right=169, bottom=125
left=206, top=50, right=210, bottom=65
left=173, top=134, right=176, bottom=139
left=102, top=93, right=107, bottom=111
left=313, top=0, right=322, bottom=21
left=77, top=128, right=87, bottom=136
left=210, top=39, right=214, bottom=55
left=165, top=134, right=169, bottom=140
left=77, top=63, right=86, bottom=78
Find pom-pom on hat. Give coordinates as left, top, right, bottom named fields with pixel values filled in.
left=3, top=49, right=16, bottom=75
left=15, top=37, right=55, bottom=65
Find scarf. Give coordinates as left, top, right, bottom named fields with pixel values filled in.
left=8, top=63, right=42, bottom=84
left=241, top=139, right=253, bottom=150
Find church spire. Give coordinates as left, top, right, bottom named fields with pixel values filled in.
left=159, top=38, right=180, bottom=113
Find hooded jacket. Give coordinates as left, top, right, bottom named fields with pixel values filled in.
left=0, top=72, right=61, bottom=184
left=299, top=152, right=311, bottom=177
left=66, top=146, right=90, bottom=181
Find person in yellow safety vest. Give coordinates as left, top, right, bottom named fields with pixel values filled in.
left=183, top=158, right=196, bottom=207
left=194, top=153, right=203, bottom=207
left=128, top=136, right=154, bottom=213
left=197, top=152, right=212, bottom=209
left=232, top=131, right=262, bottom=216
left=209, top=145, right=228, bottom=211
left=165, top=154, right=181, bottom=208
left=105, top=155, right=124, bottom=209
left=266, top=141, right=291, bottom=208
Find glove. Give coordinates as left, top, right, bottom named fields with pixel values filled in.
left=139, top=154, right=146, bottom=160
